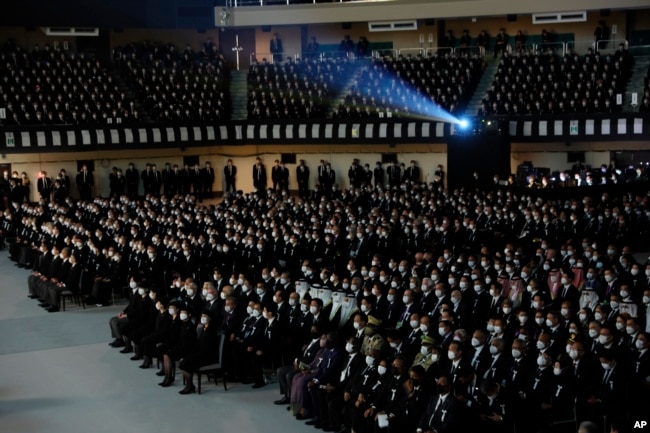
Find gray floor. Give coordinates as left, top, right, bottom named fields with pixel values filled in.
left=0, top=255, right=304, bottom=433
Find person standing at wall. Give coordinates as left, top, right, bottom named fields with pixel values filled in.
left=270, top=33, right=284, bottom=63
left=76, top=164, right=93, bottom=201
left=224, top=159, right=237, bottom=193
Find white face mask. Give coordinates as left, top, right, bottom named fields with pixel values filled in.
left=377, top=365, right=387, bottom=375
left=300, top=304, right=308, bottom=312
left=252, top=310, right=261, bottom=318
left=537, top=356, right=546, bottom=367
left=447, top=351, right=456, bottom=360
left=200, top=316, right=208, bottom=324
left=129, top=281, right=137, bottom=289
left=246, top=306, right=254, bottom=315
left=169, top=308, right=177, bottom=316
left=138, top=288, right=146, bottom=296
left=636, top=340, right=645, bottom=350
left=309, top=306, right=318, bottom=315
left=180, top=313, right=188, bottom=321
left=345, top=342, right=355, bottom=353
left=553, top=367, right=562, bottom=376
left=206, top=293, right=215, bottom=301
left=598, top=335, right=609, bottom=345
left=471, top=337, right=481, bottom=347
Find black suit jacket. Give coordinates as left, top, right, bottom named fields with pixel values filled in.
left=418, top=393, right=461, bottom=433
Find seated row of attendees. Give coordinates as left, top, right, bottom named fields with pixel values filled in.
left=247, top=57, right=352, bottom=119
left=514, top=162, right=650, bottom=189
left=114, top=40, right=230, bottom=122
left=480, top=47, right=632, bottom=116
left=336, top=51, right=483, bottom=119
left=0, top=41, right=136, bottom=125
left=5, top=157, right=650, bottom=432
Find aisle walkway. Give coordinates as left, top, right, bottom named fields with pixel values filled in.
left=0, top=255, right=304, bottom=433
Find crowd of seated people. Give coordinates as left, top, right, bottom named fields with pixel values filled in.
left=480, top=44, right=633, bottom=116
left=334, top=51, right=483, bottom=119
left=499, top=160, right=650, bottom=191
left=246, top=56, right=353, bottom=119
left=113, top=40, right=230, bottom=122
left=2, top=153, right=650, bottom=432
left=0, top=40, right=136, bottom=125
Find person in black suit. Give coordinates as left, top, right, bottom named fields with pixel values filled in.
left=125, top=163, right=139, bottom=199
left=252, top=157, right=267, bottom=195
left=150, top=164, right=161, bottom=197
left=140, top=164, right=153, bottom=196
left=169, top=164, right=181, bottom=196
left=271, top=160, right=282, bottom=191
left=180, top=163, right=191, bottom=195
left=201, top=161, right=215, bottom=199
left=417, top=374, right=460, bottom=433
left=190, top=163, right=202, bottom=201
left=279, top=162, right=289, bottom=192
left=178, top=312, right=220, bottom=394
left=37, top=171, right=52, bottom=203
left=476, top=380, right=511, bottom=433
left=224, top=159, right=237, bottom=193
left=159, top=306, right=197, bottom=387
left=587, top=349, right=627, bottom=428
left=317, top=160, right=328, bottom=191
left=75, top=164, right=93, bottom=201
left=161, top=163, right=173, bottom=197
left=373, top=162, right=385, bottom=188
left=406, top=160, right=420, bottom=183
left=270, top=33, right=283, bottom=63
left=296, top=159, right=310, bottom=198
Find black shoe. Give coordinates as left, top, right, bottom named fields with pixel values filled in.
left=139, top=362, right=152, bottom=369
left=252, top=382, right=265, bottom=389
left=158, top=381, right=173, bottom=387
left=119, top=346, right=133, bottom=354
left=130, top=355, right=143, bottom=361
left=155, top=370, right=166, bottom=377
left=38, top=302, right=50, bottom=308
left=109, top=340, right=125, bottom=348
left=28, top=294, right=39, bottom=299
left=241, top=379, right=253, bottom=385
left=47, top=306, right=60, bottom=313
left=274, top=396, right=290, bottom=405
left=179, top=386, right=196, bottom=395
left=84, top=297, right=96, bottom=305
left=305, top=419, right=321, bottom=426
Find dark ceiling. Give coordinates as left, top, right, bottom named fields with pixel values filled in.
left=1, top=0, right=220, bottom=29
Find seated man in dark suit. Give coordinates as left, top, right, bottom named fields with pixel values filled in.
left=417, top=374, right=460, bottom=433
